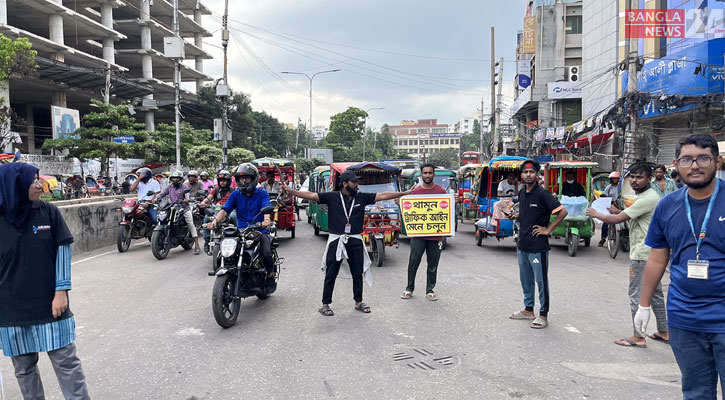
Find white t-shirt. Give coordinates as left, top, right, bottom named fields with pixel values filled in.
left=137, top=179, right=161, bottom=201
left=497, top=180, right=521, bottom=197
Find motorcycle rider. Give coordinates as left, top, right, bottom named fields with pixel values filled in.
left=186, top=170, right=205, bottom=195
left=199, top=171, right=214, bottom=191
left=199, top=170, right=237, bottom=254
left=129, top=167, right=160, bottom=223
left=599, top=171, right=621, bottom=246
left=154, top=170, right=202, bottom=254
left=206, top=163, right=276, bottom=292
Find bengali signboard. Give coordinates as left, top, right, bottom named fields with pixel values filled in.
left=523, top=16, right=536, bottom=54
left=400, top=194, right=455, bottom=237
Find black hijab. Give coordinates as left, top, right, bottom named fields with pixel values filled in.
left=0, top=162, right=39, bottom=228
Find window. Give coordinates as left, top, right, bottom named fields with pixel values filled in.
left=566, top=16, right=582, bottom=34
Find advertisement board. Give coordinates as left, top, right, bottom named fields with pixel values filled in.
left=547, top=82, right=583, bottom=99
left=523, top=16, right=536, bottom=54
left=518, top=60, right=532, bottom=89
left=51, top=106, right=80, bottom=140
left=399, top=194, right=455, bottom=237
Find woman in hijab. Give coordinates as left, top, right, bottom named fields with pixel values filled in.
left=0, top=162, right=90, bottom=399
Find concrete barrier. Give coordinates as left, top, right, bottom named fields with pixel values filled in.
left=58, top=199, right=123, bottom=254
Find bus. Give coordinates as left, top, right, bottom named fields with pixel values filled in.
left=461, top=151, right=481, bottom=165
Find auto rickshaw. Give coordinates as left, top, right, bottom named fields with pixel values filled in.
left=399, top=167, right=458, bottom=249
left=251, top=157, right=297, bottom=238
left=329, top=162, right=402, bottom=267
left=457, top=163, right=486, bottom=226
left=309, top=165, right=331, bottom=235
left=473, top=156, right=528, bottom=246
left=544, top=161, right=598, bottom=257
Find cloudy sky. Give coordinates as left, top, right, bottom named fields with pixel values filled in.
left=191, top=0, right=526, bottom=131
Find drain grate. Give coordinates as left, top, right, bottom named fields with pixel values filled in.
left=393, top=347, right=459, bottom=371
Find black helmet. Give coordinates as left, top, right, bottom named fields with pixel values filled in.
left=169, top=170, right=184, bottom=188
left=137, top=167, right=152, bottom=183
left=217, top=170, right=231, bottom=187
left=234, top=163, right=259, bottom=195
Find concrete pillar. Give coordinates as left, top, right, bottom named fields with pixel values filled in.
left=25, top=104, right=35, bottom=153
left=1, top=81, right=10, bottom=152
left=101, top=4, right=115, bottom=64
left=145, top=111, right=155, bottom=131
left=52, top=91, right=67, bottom=107
left=141, top=0, right=155, bottom=132
left=0, top=0, right=7, bottom=25
left=193, top=9, right=204, bottom=92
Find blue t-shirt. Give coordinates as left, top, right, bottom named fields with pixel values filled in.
left=222, top=188, right=272, bottom=230
left=645, top=180, right=725, bottom=333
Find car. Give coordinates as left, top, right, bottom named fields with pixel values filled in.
left=295, top=177, right=310, bottom=208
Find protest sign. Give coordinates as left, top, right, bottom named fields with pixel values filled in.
left=400, top=194, right=455, bottom=237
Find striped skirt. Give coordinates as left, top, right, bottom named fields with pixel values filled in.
left=0, top=317, right=76, bottom=357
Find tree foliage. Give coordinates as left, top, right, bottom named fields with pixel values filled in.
left=145, top=122, right=213, bottom=166
left=252, top=110, right=293, bottom=156
left=0, top=34, right=37, bottom=140
left=295, top=157, right=326, bottom=175
left=187, top=145, right=223, bottom=171
left=42, top=100, right=149, bottom=174
left=227, top=147, right=255, bottom=166
left=428, top=148, right=459, bottom=169
left=325, top=107, right=367, bottom=145
left=376, top=124, right=395, bottom=158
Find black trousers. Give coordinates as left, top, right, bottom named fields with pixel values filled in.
left=323, top=238, right=364, bottom=304
left=259, top=234, right=275, bottom=274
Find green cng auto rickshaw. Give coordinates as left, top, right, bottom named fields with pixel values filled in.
left=309, top=165, right=331, bottom=235
left=544, top=161, right=598, bottom=257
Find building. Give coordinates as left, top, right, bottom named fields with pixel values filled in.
left=389, top=119, right=460, bottom=160
left=453, top=112, right=490, bottom=135
left=311, top=126, right=329, bottom=144
left=3, top=0, right=213, bottom=154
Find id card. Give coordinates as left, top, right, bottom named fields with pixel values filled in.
left=344, top=223, right=351, bottom=234
left=687, top=259, right=709, bottom=280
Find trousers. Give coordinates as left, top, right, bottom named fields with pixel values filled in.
left=406, top=238, right=441, bottom=293
left=669, top=326, right=725, bottom=400
left=322, top=238, right=364, bottom=304
left=517, top=249, right=550, bottom=316
left=183, top=209, right=197, bottom=238
left=629, top=260, right=667, bottom=337
left=11, top=342, right=90, bottom=400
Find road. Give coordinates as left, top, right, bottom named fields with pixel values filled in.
left=0, top=212, right=682, bottom=400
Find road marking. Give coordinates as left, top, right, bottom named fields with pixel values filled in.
left=176, top=327, right=204, bottom=336
left=394, top=332, right=414, bottom=339
left=562, top=362, right=680, bottom=387
left=72, top=250, right=117, bottom=265
left=565, top=324, right=582, bottom=333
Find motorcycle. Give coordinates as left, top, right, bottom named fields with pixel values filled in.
left=116, top=190, right=157, bottom=252
left=205, top=205, right=231, bottom=271
left=150, top=190, right=195, bottom=260
left=209, top=204, right=282, bottom=328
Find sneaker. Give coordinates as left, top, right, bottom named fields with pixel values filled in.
left=597, top=239, right=605, bottom=247
left=266, top=277, right=277, bottom=293
left=204, top=242, right=210, bottom=254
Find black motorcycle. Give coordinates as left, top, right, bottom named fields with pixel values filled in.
left=150, top=191, right=194, bottom=260
left=209, top=204, right=282, bottom=328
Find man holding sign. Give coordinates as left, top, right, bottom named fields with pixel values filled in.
left=400, top=163, right=447, bottom=301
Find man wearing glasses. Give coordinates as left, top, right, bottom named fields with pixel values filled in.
left=636, top=134, right=725, bottom=399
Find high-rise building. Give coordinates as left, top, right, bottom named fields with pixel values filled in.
left=389, top=119, right=460, bottom=160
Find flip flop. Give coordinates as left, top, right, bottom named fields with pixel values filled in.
left=648, top=333, right=670, bottom=344
left=354, top=302, right=371, bottom=313
left=509, top=310, right=536, bottom=320
left=614, top=338, right=646, bottom=348
left=426, top=293, right=439, bottom=301
left=318, top=305, right=334, bottom=316
left=530, top=317, right=548, bottom=329
left=400, top=291, right=412, bottom=299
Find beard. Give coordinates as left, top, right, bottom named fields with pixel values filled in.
left=682, top=169, right=716, bottom=189
left=422, top=177, right=433, bottom=184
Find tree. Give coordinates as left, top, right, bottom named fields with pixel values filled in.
left=461, top=132, right=480, bottom=152
left=227, top=147, right=255, bottom=166
left=376, top=124, right=395, bottom=158
left=428, top=148, right=459, bottom=169
left=0, top=34, right=36, bottom=146
left=325, top=107, right=367, bottom=145
left=253, top=111, right=292, bottom=156
left=251, top=142, right=279, bottom=158
left=472, top=119, right=481, bottom=136
left=145, top=122, right=213, bottom=166
left=187, top=145, right=223, bottom=171
left=43, top=100, right=149, bottom=175
left=192, top=86, right=255, bottom=149
left=295, top=157, right=326, bottom=175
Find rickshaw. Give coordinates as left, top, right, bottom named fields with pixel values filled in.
left=400, top=168, right=458, bottom=249
left=473, top=156, right=528, bottom=246
left=251, top=157, right=297, bottom=238
left=309, top=165, right=331, bottom=234
left=329, top=162, right=403, bottom=267
left=591, top=173, right=611, bottom=199
left=544, top=160, right=598, bottom=257
left=457, top=163, right=486, bottom=226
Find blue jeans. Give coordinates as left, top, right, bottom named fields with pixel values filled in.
left=669, top=326, right=725, bottom=400
left=203, top=211, right=236, bottom=243
left=147, top=205, right=158, bottom=224
left=517, top=249, right=550, bottom=316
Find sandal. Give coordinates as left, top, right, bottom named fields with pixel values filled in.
left=614, top=337, right=646, bottom=348
left=400, top=291, right=412, bottom=299
left=426, top=293, right=439, bottom=301
left=648, top=333, right=670, bottom=344
left=318, top=305, right=334, bottom=316
left=530, top=316, right=548, bottom=329
left=509, top=310, right=536, bottom=320
left=354, top=302, right=371, bottom=313
left=194, top=248, right=201, bottom=255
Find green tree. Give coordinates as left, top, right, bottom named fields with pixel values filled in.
left=376, top=124, right=395, bottom=157
left=187, top=145, right=223, bottom=171
left=145, top=122, right=213, bottom=166
left=251, top=142, right=279, bottom=158
left=0, top=34, right=36, bottom=145
left=295, top=157, right=326, bottom=175
left=428, top=148, right=459, bottom=169
left=253, top=111, right=292, bottom=156
left=394, top=150, right=411, bottom=159
left=472, top=119, right=481, bottom=136
left=43, top=100, right=149, bottom=174
left=192, top=86, right=256, bottom=149
left=227, top=147, right=256, bottom=166
left=325, top=107, right=367, bottom=145
left=460, top=132, right=480, bottom=152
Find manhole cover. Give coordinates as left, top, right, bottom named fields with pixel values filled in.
left=393, top=347, right=459, bottom=371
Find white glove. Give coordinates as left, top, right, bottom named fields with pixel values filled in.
left=633, top=305, right=651, bottom=336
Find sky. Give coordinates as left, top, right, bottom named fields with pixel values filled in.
left=190, top=0, right=527, bottom=132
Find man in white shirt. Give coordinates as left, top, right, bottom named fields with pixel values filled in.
left=130, top=167, right=161, bottom=222
left=498, top=172, right=523, bottom=197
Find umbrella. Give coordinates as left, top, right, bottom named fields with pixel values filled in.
left=40, top=175, right=59, bottom=189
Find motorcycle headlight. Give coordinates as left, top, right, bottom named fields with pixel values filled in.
left=220, top=238, right=238, bottom=257
left=158, top=211, right=167, bottom=220
left=122, top=206, right=134, bottom=214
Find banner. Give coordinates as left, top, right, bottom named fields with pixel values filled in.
left=547, top=81, right=583, bottom=99
left=517, top=60, right=532, bottom=88
left=400, top=194, right=455, bottom=237
left=546, top=128, right=555, bottom=140
left=523, top=16, right=536, bottom=54
left=51, top=106, right=80, bottom=140
left=555, top=127, right=566, bottom=140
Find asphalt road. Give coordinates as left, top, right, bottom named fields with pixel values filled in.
left=0, top=212, right=684, bottom=400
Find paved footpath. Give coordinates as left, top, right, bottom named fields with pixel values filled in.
left=1, top=214, right=683, bottom=399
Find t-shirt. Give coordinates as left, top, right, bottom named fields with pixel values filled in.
left=622, top=188, right=659, bottom=261
left=645, top=179, right=725, bottom=333
left=318, top=191, right=378, bottom=235
left=158, top=184, right=191, bottom=211
left=497, top=180, right=521, bottom=197
left=561, top=181, right=586, bottom=197
left=517, top=183, right=562, bottom=253
left=222, top=188, right=272, bottom=229
left=211, top=187, right=232, bottom=206
left=0, top=202, right=74, bottom=327
left=411, top=185, right=447, bottom=241
left=603, top=184, right=619, bottom=200
left=201, top=180, right=214, bottom=191
left=187, top=181, right=205, bottom=196
left=137, top=179, right=161, bottom=201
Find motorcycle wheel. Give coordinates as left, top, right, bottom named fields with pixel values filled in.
left=211, top=245, right=220, bottom=271
left=151, top=230, right=170, bottom=260
left=567, top=233, right=579, bottom=257
left=117, top=225, right=132, bottom=253
left=290, top=226, right=296, bottom=239
left=475, top=229, right=483, bottom=246
left=607, top=224, right=619, bottom=259
left=212, top=274, right=240, bottom=328
left=181, top=233, right=193, bottom=250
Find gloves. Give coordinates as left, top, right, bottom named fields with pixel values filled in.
left=633, top=305, right=651, bottom=335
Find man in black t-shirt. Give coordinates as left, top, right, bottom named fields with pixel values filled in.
left=282, top=170, right=414, bottom=316
left=561, top=170, right=586, bottom=197
left=509, top=160, right=568, bottom=329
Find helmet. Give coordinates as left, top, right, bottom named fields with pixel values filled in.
left=200, top=171, right=209, bottom=178
left=137, top=167, right=152, bottom=183
left=608, top=171, right=621, bottom=179
left=187, top=170, right=199, bottom=178
left=234, top=163, right=259, bottom=195
left=217, top=170, right=231, bottom=187
left=169, top=170, right=184, bottom=187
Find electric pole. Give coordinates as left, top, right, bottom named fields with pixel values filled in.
left=623, top=0, right=640, bottom=169
left=490, top=27, right=497, bottom=158
left=221, top=0, right=230, bottom=168
left=172, top=0, right=181, bottom=171
left=496, top=56, right=504, bottom=154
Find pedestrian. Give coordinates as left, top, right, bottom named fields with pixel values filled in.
left=587, top=162, right=668, bottom=348
left=651, top=164, right=678, bottom=198
left=0, top=163, right=90, bottom=399
left=598, top=171, right=621, bottom=247
left=636, top=134, right=724, bottom=399
left=400, top=163, right=447, bottom=301
left=670, top=170, right=684, bottom=189
left=509, top=160, right=568, bottom=329
left=282, top=170, right=413, bottom=316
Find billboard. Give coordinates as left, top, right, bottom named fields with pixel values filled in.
left=547, top=82, right=583, bottom=99
left=517, top=60, right=532, bottom=88
left=523, top=16, right=536, bottom=54
left=51, top=106, right=80, bottom=139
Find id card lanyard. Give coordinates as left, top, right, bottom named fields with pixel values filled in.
left=684, top=182, right=720, bottom=261
left=340, top=192, right=355, bottom=234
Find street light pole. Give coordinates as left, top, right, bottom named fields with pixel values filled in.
left=281, top=69, right=340, bottom=157
left=363, top=107, right=384, bottom=161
